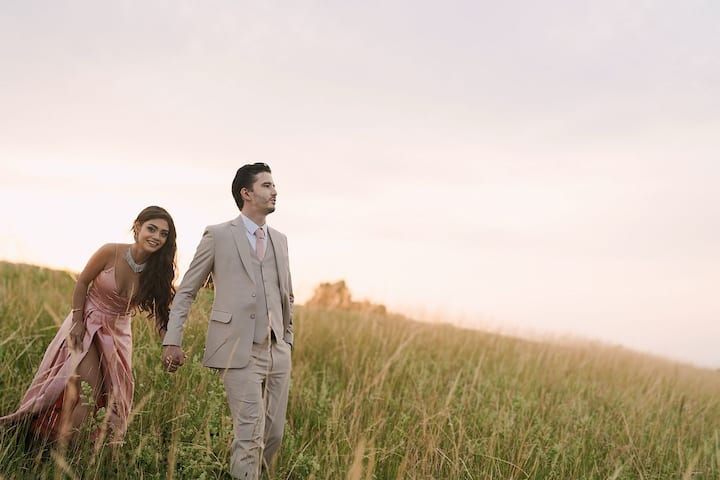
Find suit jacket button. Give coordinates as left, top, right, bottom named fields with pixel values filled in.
left=250, top=314, right=255, bottom=319
left=251, top=293, right=256, bottom=297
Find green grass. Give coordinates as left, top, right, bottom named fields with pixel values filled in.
left=1, top=261, right=719, bottom=479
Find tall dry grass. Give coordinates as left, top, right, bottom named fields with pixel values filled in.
left=1, top=262, right=719, bottom=479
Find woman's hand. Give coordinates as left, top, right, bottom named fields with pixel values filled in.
left=68, top=319, right=86, bottom=351
left=162, top=345, right=186, bottom=373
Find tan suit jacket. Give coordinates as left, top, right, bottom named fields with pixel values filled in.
left=164, top=215, right=294, bottom=369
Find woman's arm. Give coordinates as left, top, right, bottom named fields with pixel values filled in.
left=67, top=243, right=115, bottom=350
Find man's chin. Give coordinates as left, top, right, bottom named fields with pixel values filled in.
left=265, top=206, right=276, bottom=214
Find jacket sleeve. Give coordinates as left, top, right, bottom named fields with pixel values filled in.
left=163, top=227, right=215, bottom=347
left=287, top=265, right=294, bottom=346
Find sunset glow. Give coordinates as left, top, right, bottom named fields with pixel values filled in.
left=1, top=1, right=718, bottom=368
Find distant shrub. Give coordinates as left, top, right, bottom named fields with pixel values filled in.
left=305, top=280, right=387, bottom=314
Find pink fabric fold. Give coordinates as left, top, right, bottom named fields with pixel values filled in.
left=0, top=268, right=134, bottom=439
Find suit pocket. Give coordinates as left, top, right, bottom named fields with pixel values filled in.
left=210, top=310, right=232, bottom=324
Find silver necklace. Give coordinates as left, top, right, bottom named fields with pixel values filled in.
left=125, top=247, right=147, bottom=273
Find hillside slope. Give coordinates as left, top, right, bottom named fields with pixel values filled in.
left=1, top=262, right=719, bottom=479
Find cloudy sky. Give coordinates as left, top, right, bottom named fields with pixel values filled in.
left=1, top=1, right=718, bottom=367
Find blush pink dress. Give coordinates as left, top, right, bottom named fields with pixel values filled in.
left=0, top=265, right=135, bottom=439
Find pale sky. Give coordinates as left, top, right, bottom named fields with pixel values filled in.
left=1, top=1, right=718, bottom=368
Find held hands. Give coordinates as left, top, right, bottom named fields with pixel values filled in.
left=162, top=345, right=187, bottom=373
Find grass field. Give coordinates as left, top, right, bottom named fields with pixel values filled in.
left=1, top=261, right=719, bottom=479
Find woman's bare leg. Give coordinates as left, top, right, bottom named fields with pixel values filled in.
left=60, top=339, right=104, bottom=436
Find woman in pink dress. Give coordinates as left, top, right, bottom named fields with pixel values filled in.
left=0, top=205, right=177, bottom=442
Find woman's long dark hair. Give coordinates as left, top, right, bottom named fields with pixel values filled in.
left=132, top=206, right=177, bottom=332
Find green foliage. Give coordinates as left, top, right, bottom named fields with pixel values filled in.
left=1, top=262, right=720, bottom=479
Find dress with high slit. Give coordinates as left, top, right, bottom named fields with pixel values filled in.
left=0, top=265, right=135, bottom=439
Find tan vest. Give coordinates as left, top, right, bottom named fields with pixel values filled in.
left=252, top=235, right=284, bottom=343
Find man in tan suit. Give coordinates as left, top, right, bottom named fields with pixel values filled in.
left=162, top=163, right=294, bottom=479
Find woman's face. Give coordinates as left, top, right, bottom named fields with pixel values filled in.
left=136, top=218, right=170, bottom=254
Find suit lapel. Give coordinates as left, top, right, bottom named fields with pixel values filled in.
left=268, top=227, right=288, bottom=293
left=230, top=216, right=256, bottom=285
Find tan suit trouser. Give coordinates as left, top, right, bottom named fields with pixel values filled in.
left=221, top=339, right=291, bottom=480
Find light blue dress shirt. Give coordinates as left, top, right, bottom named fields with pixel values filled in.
left=240, top=214, right=268, bottom=253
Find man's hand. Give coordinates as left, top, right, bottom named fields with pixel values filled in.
left=162, top=345, right=187, bottom=373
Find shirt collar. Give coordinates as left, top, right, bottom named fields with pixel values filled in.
left=241, top=213, right=267, bottom=236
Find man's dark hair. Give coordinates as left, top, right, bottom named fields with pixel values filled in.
left=232, top=162, right=272, bottom=210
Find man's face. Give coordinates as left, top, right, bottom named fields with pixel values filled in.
left=244, top=172, right=277, bottom=214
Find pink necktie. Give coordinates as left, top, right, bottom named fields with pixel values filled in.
left=255, top=227, right=266, bottom=260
